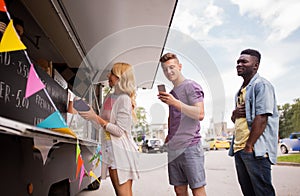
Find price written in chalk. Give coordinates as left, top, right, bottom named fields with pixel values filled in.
left=15, top=61, right=29, bottom=78
left=0, top=51, right=67, bottom=125
left=0, top=81, right=29, bottom=109
left=1, top=53, right=29, bottom=78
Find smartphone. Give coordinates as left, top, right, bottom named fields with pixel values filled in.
left=157, top=84, right=166, bottom=92
left=73, top=99, right=90, bottom=111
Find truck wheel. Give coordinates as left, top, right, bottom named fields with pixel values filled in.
left=87, top=177, right=101, bottom=190
left=280, top=145, right=288, bottom=154
left=142, top=147, right=148, bottom=153
left=213, top=145, right=217, bottom=150
left=48, top=179, right=69, bottom=196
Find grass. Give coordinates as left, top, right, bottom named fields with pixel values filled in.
left=277, top=154, right=300, bottom=164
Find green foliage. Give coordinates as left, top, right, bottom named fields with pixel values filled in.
left=103, top=87, right=112, bottom=97
left=278, top=98, right=300, bottom=138
left=291, top=98, right=300, bottom=132
left=133, top=107, right=149, bottom=138
left=136, top=135, right=143, bottom=142
left=278, top=103, right=293, bottom=138
left=277, top=154, right=300, bottom=164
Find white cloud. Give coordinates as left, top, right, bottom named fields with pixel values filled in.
left=173, top=0, right=224, bottom=38
left=147, top=0, right=300, bottom=130
left=230, top=0, right=300, bottom=41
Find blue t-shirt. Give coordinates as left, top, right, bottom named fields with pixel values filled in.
left=167, top=79, right=204, bottom=150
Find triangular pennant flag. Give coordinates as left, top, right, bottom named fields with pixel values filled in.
left=0, top=20, right=26, bottom=52
left=89, top=171, right=101, bottom=184
left=95, top=158, right=100, bottom=168
left=0, top=0, right=7, bottom=12
left=76, top=155, right=83, bottom=179
left=25, top=64, right=45, bottom=98
left=51, top=127, right=77, bottom=138
left=96, top=144, right=101, bottom=154
left=78, top=164, right=85, bottom=189
left=37, top=111, right=68, bottom=129
left=89, top=154, right=98, bottom=163
left=89, top=144, right=101, bottom=163
left=76, top=140, right=81, bottom=163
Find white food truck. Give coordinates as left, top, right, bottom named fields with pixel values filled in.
left=0, top=0, right=177, bottom=195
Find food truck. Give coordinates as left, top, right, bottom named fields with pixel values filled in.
left=0, top=0, right=177, bottom=195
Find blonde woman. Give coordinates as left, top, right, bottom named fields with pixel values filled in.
left=79, top=62, right=139, bottom=196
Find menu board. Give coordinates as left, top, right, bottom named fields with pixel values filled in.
left=0, top=51, right=68, bottom=126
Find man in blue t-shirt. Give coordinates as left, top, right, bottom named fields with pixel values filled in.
left=158, top=52, right=206, bottom=196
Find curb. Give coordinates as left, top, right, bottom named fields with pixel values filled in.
left=276, top=162, right=300, bottom=167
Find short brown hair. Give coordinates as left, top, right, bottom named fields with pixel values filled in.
left=159, top=52, right=178, bottom=63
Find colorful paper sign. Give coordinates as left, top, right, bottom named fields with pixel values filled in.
left=78, top=164, right=85, bottom=189
left=25, top=64, right=46, bottom=98
left=76, top=140, right=81, bottom=163
left=0, top=20, right=26, bottom=52
left=51, top=127, right=77, bottom=138
left=89, top=171, right=101, bottom=184
left=37, top=111, right=68, bottom=129
left=76, top=155, right=83, bottom=179
left=0, top=0, right=7, bottom=12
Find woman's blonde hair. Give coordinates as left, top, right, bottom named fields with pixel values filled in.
left=112, top=62, right=137, bottom=119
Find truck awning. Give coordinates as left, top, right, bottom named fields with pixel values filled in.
left=22, top=0, right=178, bottom=89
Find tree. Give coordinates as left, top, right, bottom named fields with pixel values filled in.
left=291, top=98, right=300, bottom=132
left=278, top=98, right=300, bottom=138
left=278, top=103, right=293, bottom=138
left=133, top=107, right=149, bottom=141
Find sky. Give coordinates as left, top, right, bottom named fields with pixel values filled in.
left=136, top=0, right=300, bottom=131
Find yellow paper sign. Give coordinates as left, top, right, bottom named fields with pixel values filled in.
left=89, top=171, right=101, bottom=184
left=51, top=127, right=77, bottom=138
left=0, top=20, right=26, bottom=52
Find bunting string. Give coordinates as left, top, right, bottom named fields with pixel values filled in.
left=0, top=0, right=100, bottom=189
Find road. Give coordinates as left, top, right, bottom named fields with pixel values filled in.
left=77, top=150, right=300, bottom=196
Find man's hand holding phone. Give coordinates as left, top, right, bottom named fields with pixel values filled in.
left=158, top=84, right=168, bottom=102
left=157, top=84, right=180, bottom=108
left=157, top=84, right=166, bottom=92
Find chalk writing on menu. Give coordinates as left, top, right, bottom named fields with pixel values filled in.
left=0, top=51, right=67, bottom=126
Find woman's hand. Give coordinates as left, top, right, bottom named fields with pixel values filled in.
left=78, top=106, right=108, bottom=128
left=78, top=106, right=98, bottom=122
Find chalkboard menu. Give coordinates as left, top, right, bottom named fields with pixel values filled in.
left=0, top=51, right=68, bottom=126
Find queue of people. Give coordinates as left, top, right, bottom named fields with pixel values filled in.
left=70, top=49, right=278, bottom=196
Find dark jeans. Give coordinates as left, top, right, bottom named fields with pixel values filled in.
left=234, top=150, right=275, bottom=196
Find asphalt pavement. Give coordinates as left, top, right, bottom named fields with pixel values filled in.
left=77, top=150, right=300, bottom=196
